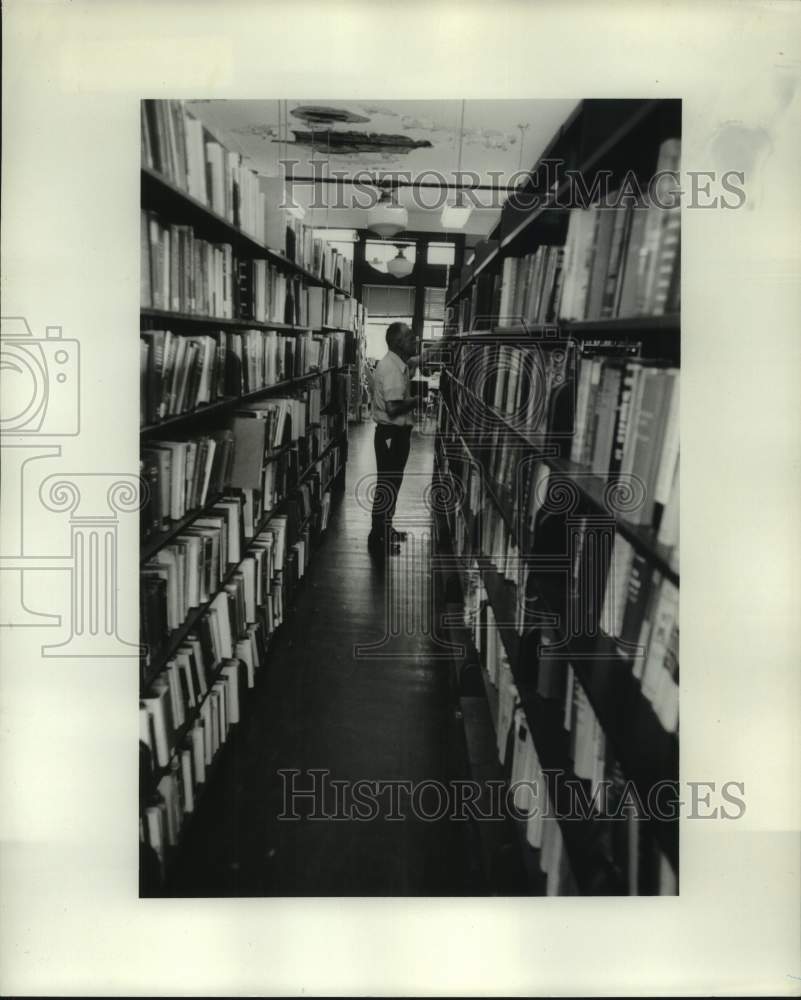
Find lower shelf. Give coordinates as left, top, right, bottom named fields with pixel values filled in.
left=139, top=473, right=348, bottom=892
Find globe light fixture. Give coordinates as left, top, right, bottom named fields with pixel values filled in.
left=366, top=189, right=408, bottom=238
left=386, top=246, right=414, bottom=279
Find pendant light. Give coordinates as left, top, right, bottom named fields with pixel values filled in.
left=386, top=245, right=414, bottom=279
left=441, top=100, right=472, bottom=230
left=367, top=188, right=408, bottom=237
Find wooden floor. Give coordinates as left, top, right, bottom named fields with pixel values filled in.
left=167, top=419, right=481, bottom=896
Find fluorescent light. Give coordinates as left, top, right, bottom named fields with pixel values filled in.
left=440, top=204, right=473, bottom=229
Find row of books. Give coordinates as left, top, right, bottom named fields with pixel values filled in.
left=237, top=258, right=309, bottom=326
left=142, top=210, right=355, bottom=326
left=141, top=430, right=235, bottom=537
left=142, top=99, right=265, bottom=241
left=140, top=100, right=354, bottom=293
left=141, top=488, right=333, bottom=878
left=514, top=693, right=674, bottom=896
left=309, top=287, right=365, bottom=332
left=470, top=576, right=612, bottom=794
left=497, top=246, right=565, bottom=326
left=139, top=328, right=343, bottom=427
left=262, top=428, right=344, bottom=515
left=308, top=238, right=354, bottom=296
left=444, top=341, right=680, bottom=541
left=140, top=430, right=345, bottom=672
left=231, top=397, right=332, bottom=497
left=558, top=138, right=681, bottom=321
left=142, top=493, right=248, bottom=638
left=141, top=372, right=348, bottom=546
left=141, top=654, right=249, bottom=879
left=438, top=419, right=679, bottom=737
left=448, top=338, right=571, bottom=439
left=140, top=498, right=291, bottom=681
left=318, top=442, right=345, bottom=493
left=141, top=211, right=236, bottom=318
left=600, top=537, right=679, bottom=732
left=571, top=355, right=679, bottom=530
left=460, top=137, right=680, bottom=332
left=461, top=561, right=676, bottom=894
left=140, top=507, right=293, bottom=873
left=265, top=203, right=354, bottom=293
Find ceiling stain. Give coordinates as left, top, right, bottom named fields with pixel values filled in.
left=283, top=130, right=434, bottom=155
left=291, top=105, right=371, bottom=125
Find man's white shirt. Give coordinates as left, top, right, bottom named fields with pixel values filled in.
left=371, top=350, right=414, bottom=426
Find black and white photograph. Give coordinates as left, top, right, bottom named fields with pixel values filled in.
left=2, top=1, right=800, bottom=995
left=138, top=97, right=683, bottom=898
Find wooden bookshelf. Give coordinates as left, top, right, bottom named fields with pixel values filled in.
left=142, top=166, right=354, bottom=296
left=434, top=491, right=626, bottom=894
left=446, top=99, right=679, bottom=309
left=442, top=374, right=679, bottom=585
left=442, top=315, right=679, bottom=343
left=140, top=102, right=362, bottom=890
left=140, top=444, right=292, bottom=563
left=433, top=98, right=682, bottom=896
left=139, top=365, right=348, bottom=437
left=141, top=430, right=347, bottom=688
left=141, top=307, right=311, bottom=332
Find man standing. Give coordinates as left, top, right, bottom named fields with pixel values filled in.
left=368, top=322, right=419, bottom=558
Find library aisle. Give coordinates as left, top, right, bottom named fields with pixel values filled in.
left=166, top=422, right=478, bottom=896
left=140, top=98, right=681, bottom=897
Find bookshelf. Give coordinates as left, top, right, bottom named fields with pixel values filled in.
left=446, top=99, right=680, bottom=311
left=140, top=366, right=348, bottom=437
left=141, top=307, right=311, bottom=332
left=433, top=98, right=681, bottom=895
left=142, top=165, right=353, bottom=295
left=138, top=100, right=361, bottom=890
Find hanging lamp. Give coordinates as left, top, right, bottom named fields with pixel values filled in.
left=441, top=100, right=472, bottom=230
left=367, top=188, right=408, bottom=238
left=386, top=245, right=414, bottom=279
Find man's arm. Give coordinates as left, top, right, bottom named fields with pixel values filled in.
left=385, top=397, right=417, bottom=419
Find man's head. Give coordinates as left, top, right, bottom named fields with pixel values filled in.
left=386, top=322, right=415, bottom=361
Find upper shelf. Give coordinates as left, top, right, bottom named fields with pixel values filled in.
left=447, top=99, right=679, bottom=307
left=443, top=314, right=679, bottom=341
left=142, top=167, right=353, bottom=296
left=140, top=365, right=348, bottom=437
left=141, top=307, right=311, bottom=333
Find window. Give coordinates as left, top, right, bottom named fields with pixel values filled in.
left=426, top=242, right=456, bottom=267
left=363, top=285, right=415, bottom=317
left=313, top=228, right=358, bottom=243
left=363, top=285, right=415, bottom=359
left=423, top=287, right=446, bottom=339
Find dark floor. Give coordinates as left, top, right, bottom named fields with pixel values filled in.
left=167, top=419, right=481, bottom=896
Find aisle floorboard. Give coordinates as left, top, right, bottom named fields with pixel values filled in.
left=167, top=419, right=480, bottom=896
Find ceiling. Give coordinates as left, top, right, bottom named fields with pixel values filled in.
left=187, top=98, right=579, bottom=236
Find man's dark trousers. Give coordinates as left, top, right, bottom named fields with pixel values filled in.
left=370, top=423, right=412, bottom=542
